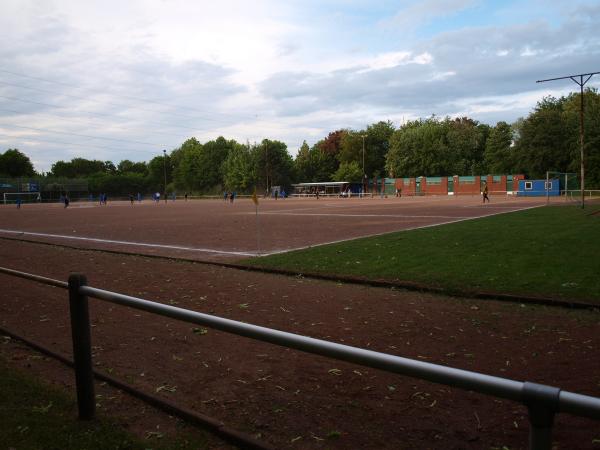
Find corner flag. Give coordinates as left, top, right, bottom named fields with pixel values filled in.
left=252, top=188, right=259, bottom=206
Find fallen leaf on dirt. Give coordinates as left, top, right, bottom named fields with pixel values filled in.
left=155, top=384, right=177, bottom=393
left=192, top=327, right=208, bottom=335
left=328, top=368, right=342, bottom=376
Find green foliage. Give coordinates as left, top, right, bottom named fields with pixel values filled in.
left=117, top=159, right=148, bottom=175
left=513, top=96, right=571, bottom=178
left=252, top=139, right=294, bottom=191
left=88, top=172, right=148, bottom=196
left=50, top=158, right=109, bottom=178
left=147, top=152, right=173, bottom=192
left=512, top=89, right=600, bottom=186
left=0, top=148, right=35, bottom=177
left=386, top=117, right=488, bottom=177
left=222, top=144, right=256, bottom=191
left=245, top=205, right=600, bottom=301
left=333, top=161, right=363, bottom=182
left=484, top=121, right=514, bottom=174
left=9, top=88, right=598, bottom=196
left=365, top=120, right=396, bottom=176
left=172, top=138, right=204, bottom=191
left=197, top=136, right=236, bottom=189
left=294, top=140, right=339, bottom=182
left=386, top=118, right=449, bottom=176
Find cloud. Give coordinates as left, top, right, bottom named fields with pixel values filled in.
left=382, top=0, right=477, bottom=30
left=1, top=0, right=600, bottom=170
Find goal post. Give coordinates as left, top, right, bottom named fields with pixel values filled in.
left=3, top=192, right=42, bottom=204
left=545, top=172, right=579, bottom=204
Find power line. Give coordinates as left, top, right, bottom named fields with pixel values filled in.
left=0, top=134, right=160, bottom=156
left=0, top=122, right=169, bottom=148
left=0, top=94, right=224, bottom=135
left=536, top=70, right=600, bottom=209
left=0, top=68, right=261, bottom=123
left=0, top=105, right=187, bottom=140
left=0, top=80, right=231, bottom=125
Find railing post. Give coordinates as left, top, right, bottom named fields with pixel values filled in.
left=68, top=273, right=95, bottom=420
left=522, top=381, right=561, bottom=450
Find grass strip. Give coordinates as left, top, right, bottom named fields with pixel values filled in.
left=244, top=204, right=600, bottom=302
left=0, top=354, right=211, bottom=450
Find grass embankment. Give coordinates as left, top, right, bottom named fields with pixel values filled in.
left=245, top=204, right=600, bottom=302
left=0, top=356, right=210, bottom=450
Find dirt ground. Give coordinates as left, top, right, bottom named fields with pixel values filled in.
left=0, top=195, right=548, bottom=261
left=1, top=238, right=599, bottom=449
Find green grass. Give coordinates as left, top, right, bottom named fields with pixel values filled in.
left=0, top=356, right=211, bottom=450
left=244, top=204, right=600, bottom=302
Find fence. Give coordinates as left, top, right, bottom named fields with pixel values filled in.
left=1, top=266, right=599, bottom=450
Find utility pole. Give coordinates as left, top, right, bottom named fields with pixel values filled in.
left=265, top=141, right=269, bottom=197
left=361, top=134, right=367, bottom=197
left=536, top=71, right=599, bottom=209
left=162, top=149, right=167, bottom=203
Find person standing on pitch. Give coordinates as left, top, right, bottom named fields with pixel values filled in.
left=16, top=197, right=21, bottom=209
left=482, top=182, right=490, bottom=203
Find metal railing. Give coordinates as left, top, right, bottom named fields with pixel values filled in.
left=1, top=266, right=599, bottom=450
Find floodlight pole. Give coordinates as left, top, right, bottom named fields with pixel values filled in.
left=265, top=141, right=269, bottom=196
left=163, top=149, right=167, bottom=204
left=361, top=134, right=367, bottom=197
left=536, top=71, right=599, bottom=209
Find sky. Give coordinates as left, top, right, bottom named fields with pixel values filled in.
left=0, top=0, right=599, bottom=173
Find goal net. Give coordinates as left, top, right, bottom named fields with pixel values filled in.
left=546, top=172, right=580, bottom=202
left=3, top=192, right=42, bottom=204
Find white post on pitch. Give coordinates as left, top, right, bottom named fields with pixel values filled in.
left=255, top=202, right=261, bottom=256
left=546, top=171, right=550, bottom=205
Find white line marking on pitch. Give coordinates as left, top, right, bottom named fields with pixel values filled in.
left=258, top=204, right=544, bottom=257
left=0, top=229, right=257, bottom=257
left=259, top=212, right=474, bottom=219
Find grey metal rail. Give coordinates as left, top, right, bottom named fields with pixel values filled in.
left=0, top=266, right=67, bottom=288
left=1, top=265, right=599, bottom=450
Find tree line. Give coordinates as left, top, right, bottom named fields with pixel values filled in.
left=1, top=89, right=598, bottom=195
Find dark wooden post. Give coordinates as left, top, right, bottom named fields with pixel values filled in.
left=68, top=273, right=95, bottom=420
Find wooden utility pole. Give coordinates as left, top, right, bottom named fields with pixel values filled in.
left=536, top=71, right=599, bottom=209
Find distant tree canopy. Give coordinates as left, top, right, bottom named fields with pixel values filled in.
left=0, top=148, right=35, bottom=177
left=512, top=89, right=600, bottom=186
left=4, top=90, right=599, bottom=196
left=50, top=158, right=110, bottom=178
left=385, top=117, right=487, bottom=177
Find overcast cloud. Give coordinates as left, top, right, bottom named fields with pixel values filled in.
left=0, top=0, right=598, bottom=172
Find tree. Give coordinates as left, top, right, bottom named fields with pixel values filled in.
left=332, top=161, right=362, bottom=182
left=222, top=144, right=256, bottom=192
left=199, top=136, right=236, bottom=189
left=294, top=141, right=313, bottom=181
left=252, top=139, right=294, bottom=191
left=365, top=121, right=396, bottom=176
left=118, top=159, right=148, bottom=175
left=484, top=121, right=514, bottom=174
left=171, top=138, right=203, bottom=191
left=511, top=89, right=600, bottom=186
left=385, top=118, right=450, bottom=177
left=89, top=172, right=148, bottom=196
left=50, top=158, right=107, bottom=178
left=562, top=89, right=600, bottom=188
left=445, top=117, right=488, bottom=175
left=0, top=148, right=35, bottom=177
left=147, top=153, right=173, bottom=192
left=294, top=140, right=337, bottom=182
left=512, top=96, right=571, bottom=179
